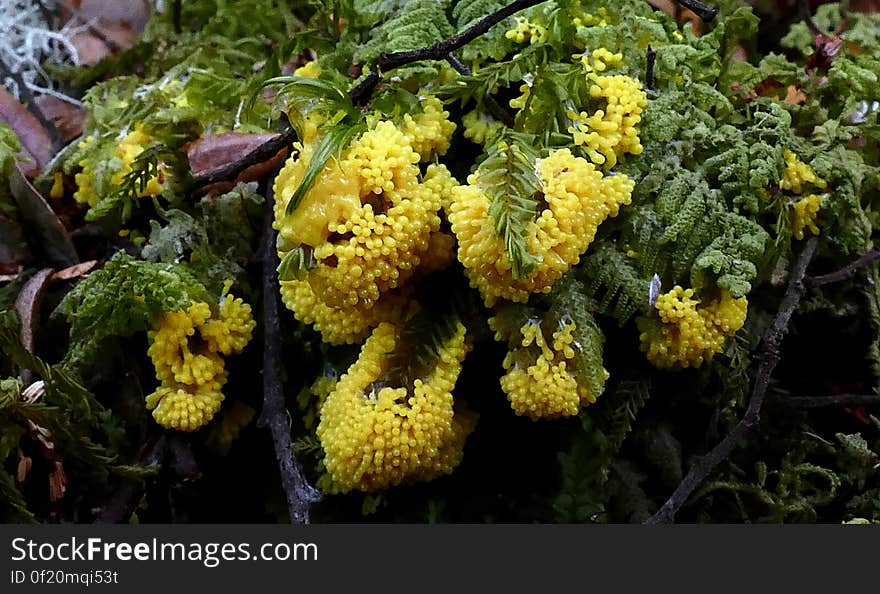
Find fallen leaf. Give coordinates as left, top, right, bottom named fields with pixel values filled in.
left=69, top=0, right=152, bottom=33
left=0, top=87, right=53, bottom=178
left=14, top=268, right=53, bottom=354
left=188, top=132, right=287, bottom=196
left=70, top=31, right=111, bottom=65
left=90, top=19, right=140, bottom=50
left=0, top=209, right=30, bottom=275
left=50, top=260, right=99, bottom=282
left=10, top=165, right=79, bottom=268
left=187, top=132, right=281, bottom=175
left=784, top=85, right=807, bottom=105
left=34, top=96, right=87, bottom=142
left=16, top=450, right=32, bottom=483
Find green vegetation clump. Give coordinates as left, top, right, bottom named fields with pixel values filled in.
left=1, top=0, right=879, bottom=523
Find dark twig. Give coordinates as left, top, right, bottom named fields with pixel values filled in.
left=798, top=0, right=824, bottom=38
left=803, top=247, right=880, bottom=288
left=645, top=46, right=657, bottom=95
left=445, top=54, right=470, bottom=75
left=674, top=0, right=719, bottom=22
left=257, top=183, right=321, bottom=524
left=777, top=393, right=880, bottom=409
left=190, top=127, right=297, bottom=190
left=350, top=0, right=547, bottom=104
left=646, top=237, right=818, bottom=524
left=189, top=1, right=541, bottom=185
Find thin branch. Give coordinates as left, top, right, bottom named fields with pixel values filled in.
left=674, top=0, right=719, bottom=22
left=776, top=393, right=880, bottom=409
left=257, top=183, right=321, bottom=524
left=645, top=45, right=657, bottom=95
left=190, top=127, right=297, bottom=191
left=646, top=237, right=818, bottom=524
left=350, top=0, right=547, bottom=104
left=798, top=0, right=824, bottom=38
left=803, top=247, right=880, bottom=288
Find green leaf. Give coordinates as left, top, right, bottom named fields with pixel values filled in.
left=479, top=131, right=543, bottom=279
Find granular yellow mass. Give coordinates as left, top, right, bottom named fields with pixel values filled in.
left=568, top=74, right=647, bottom=169
left=448, top=148, right=633, bottom=305
left=145, top=295, right=254, bottom=431
left=638, top=286, right=747, bottom=369
left=316, top=321, right=474, bottom=492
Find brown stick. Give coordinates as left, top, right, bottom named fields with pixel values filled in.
left=646, top=237, right=818, bottom=524
left=256, top=183, right=321, bottom=524
left=803, top=247, right=880, bottom=288
left=776, top=393, right=880, bottom=409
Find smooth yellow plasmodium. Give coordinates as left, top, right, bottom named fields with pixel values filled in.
left=316, top=321, right=474, bottom=492
left=448, top=148, right=633, bottom=305
left=780, top=150, right=828, bottom=240
left=637, top=286, right=747, bottom=370
left=145, top=295, right=255, bottom=431
left=493, top=318, right=607, bottom=420
left=568, top=74, right=647, bottom=169
left=273, top=112, right=457, bottom=343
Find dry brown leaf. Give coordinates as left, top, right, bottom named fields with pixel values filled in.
left=0, top=87, right=53, bottom=178
left=48, top=461, right=67, bottom=503
left=188, top=132, right=288, bottom=195
left=50, top=260, right=99, bottom=281
left=784, top=85, right=807, bottom=105
left=34, top=96, right=86, bottom=142
left=188, top=132, right=281, bottom=175
left=14, top=268, right=53, bottom=354
left=16, top=450, right=32, bottom=483
left=10, top=165, right=79, bottom=268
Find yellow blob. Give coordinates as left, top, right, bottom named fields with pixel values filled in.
left=505, top=16, right=548, bottom=44
left=448, top=148, right=633, bottom=305
left=790, top=194, right=824, bottom=240
left=317, top=321, right=474, bottom=492
left=780, top=150, right=827, bottom=196
left=638, top=286, right=747, bottom=370
left=401, top=96, right=457, bottom=161
left=568, top=75, right=647, bottom=169
left=462, top=110, right=501, bottom=144
left=145, top=295, right=254, bottom=431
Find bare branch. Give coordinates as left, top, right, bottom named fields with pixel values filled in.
left=776, top=393, right=880, bottom=409
left=646, top=237, right=818, bottom=524
left=804, top=247, right=880, bottom=288
left=257, top=183, right=322, bottom=524
left=675, top=0, right=719, bottom=22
